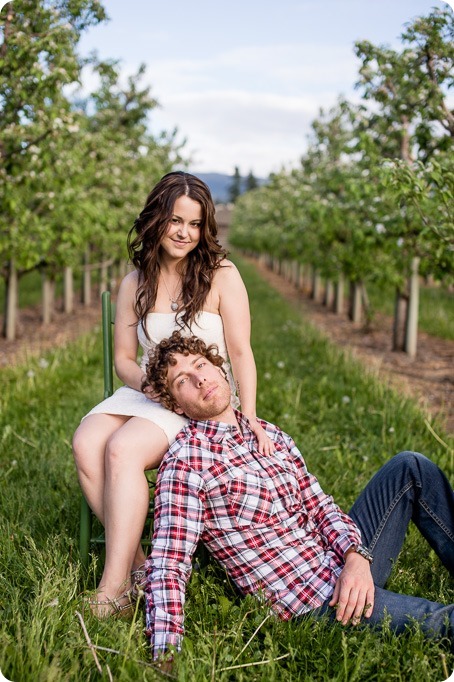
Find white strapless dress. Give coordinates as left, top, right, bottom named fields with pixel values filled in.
left=83, top=311, right=238, bottom=443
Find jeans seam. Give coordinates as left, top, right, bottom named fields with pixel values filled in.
left=367, top=481, right=454, bottom=551
left=367, top=481, right=414, bottom=552
left=419, top=499, right=454, bottom=542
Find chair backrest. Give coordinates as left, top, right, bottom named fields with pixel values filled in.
left=101, top=291, right=115, bottom=399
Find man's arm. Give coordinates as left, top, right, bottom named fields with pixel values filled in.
left=277, top=429, right=362, bottom=553
left=145, top=457, right=205, bottom=659
left=278, top=429, right=375, bottom=623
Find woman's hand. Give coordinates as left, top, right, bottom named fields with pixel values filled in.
left=141, top=382, right=161, bottom=403
left=249, top=419, right=275, bottom=455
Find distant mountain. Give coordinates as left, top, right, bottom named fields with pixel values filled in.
left=191, top=171, right=266, bottom=204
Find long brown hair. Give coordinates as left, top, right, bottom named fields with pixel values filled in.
left=127, top=172, right=227, bottom=333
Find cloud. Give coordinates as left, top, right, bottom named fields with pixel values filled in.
left=150, top=89, right=346, bottom=175
left=80, top=40, right=361, bottom=175
left=139, top=43, right=360, bottom=174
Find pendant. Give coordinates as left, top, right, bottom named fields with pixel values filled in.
left=170, top=301, right=179, bottom=312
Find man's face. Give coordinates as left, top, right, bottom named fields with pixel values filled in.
left=166, top=352, right=232, bottom=420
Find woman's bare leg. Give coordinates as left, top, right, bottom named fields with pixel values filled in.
left=72, top=414, right=130, bottom=522
left=96, top=418, right=168, bottom=607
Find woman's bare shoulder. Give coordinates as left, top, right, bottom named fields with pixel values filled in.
left=117, top=269, right=140, bottom=306
left=119, top=269, right=139, bottom=290
left=215, top=259, right=240, bottom=280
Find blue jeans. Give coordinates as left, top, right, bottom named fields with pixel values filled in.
left=317, top=452, right=454, bottom=642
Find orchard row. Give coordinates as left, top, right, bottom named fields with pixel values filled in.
left=230, top=8, right=453, bottom=357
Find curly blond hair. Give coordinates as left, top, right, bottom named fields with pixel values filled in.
left=143, top=331, right=226, bottom=412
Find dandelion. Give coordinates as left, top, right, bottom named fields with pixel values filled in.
left=388, top=426, right=395, bottom=433
left=264, top=372, right=271, bottom=380
left=342, top=395, right=351, bottom=404
left=277, top=361, right=285, bottom=369
left=27, top=369, right=35, bottom=378
left=38, top=358, right=49, bottom=369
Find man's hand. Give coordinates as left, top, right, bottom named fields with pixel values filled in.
left=329, top=550, right=375, bottom=625
left=249, top=419, right=275, bottom=455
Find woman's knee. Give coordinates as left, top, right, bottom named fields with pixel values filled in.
left=105, top=431, right=166, bottom=473
left=72, top=420, right=110, bottom=475
left=72, top=425, right=91, bottom=467
left=105, top=433, right=137, bottom=472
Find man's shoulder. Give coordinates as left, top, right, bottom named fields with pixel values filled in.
left=163, top=422, right=216, bottom=465
left=255, top=416, right=284, bottom=439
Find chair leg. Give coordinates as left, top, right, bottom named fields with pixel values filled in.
left=79, top=495, right=92, bottom=568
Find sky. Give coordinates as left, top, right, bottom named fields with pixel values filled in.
left=77, top=0, right=453, bottom=178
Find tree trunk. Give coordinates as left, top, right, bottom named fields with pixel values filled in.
left=63, top=266, right=74, bottom=314
left=404, top=257, right=420, bottom=358
left=82, top=248, right=91, bottom=306
left=297, top=263, right=304, bottom=290
left=349, top=281, right=362, bottom=323
left=393, top=288, right=408, bottom=351
left=3, top=259, right=18, bottom=340
left=292, top=261, right=297, bottom=288
left=304, top=264, right=313, bottom=293
left=324, top=280, right=334, bottom=308
left=334, top=275, right=344, bottom=314
left=42, top=272, right=55, bottom=324
left=311, top=270, right=322, bottom=302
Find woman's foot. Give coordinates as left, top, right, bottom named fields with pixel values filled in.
left=86, top=587, right=136, bottom=619
left=131, top=563, right=147, bottom=598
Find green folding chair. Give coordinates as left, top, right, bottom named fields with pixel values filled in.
left=78, top=290, right=156, bottom=567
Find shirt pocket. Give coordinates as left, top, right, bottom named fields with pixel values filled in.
left=271, top=468, right=302, bottom=516
left=226, top=471, right=275, bottom=527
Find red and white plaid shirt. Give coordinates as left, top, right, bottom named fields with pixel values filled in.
left=145, top=411, right=361, bottom=658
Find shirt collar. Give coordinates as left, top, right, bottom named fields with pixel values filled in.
left=188, top=410, right=254, bottom=444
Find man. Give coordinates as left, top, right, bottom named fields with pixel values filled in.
left=142, top=332, right=454, bottom=660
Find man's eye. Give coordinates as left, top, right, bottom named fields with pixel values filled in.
left=197, top=362, right=206, bottom=369
left=178, top=377, right=187, bottom=385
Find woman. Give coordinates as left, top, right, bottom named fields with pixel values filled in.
left=73, top=171, right=273, bottom=616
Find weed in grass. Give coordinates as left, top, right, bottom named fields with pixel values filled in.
left=0, top=255, right=452, bottom=680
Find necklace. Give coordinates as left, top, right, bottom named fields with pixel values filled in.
left=161, top=272, right=181, bottom=312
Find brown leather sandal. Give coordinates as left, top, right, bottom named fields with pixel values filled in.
left=86, top=589, right=136, bottom=619
left=131, top=564, right=147, bottom=597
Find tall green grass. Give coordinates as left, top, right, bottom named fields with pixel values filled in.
left=0, top=257, right=452, bottom=681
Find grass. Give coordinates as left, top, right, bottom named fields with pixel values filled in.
left=0, top=255, right=453, bottom=681
left=366, top=280, right=454, bottom=341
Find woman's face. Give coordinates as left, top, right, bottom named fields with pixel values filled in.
left=160, top=195, right=202, bottom=261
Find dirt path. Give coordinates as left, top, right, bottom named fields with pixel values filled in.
left=1, top=262, right=453, bottom=435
